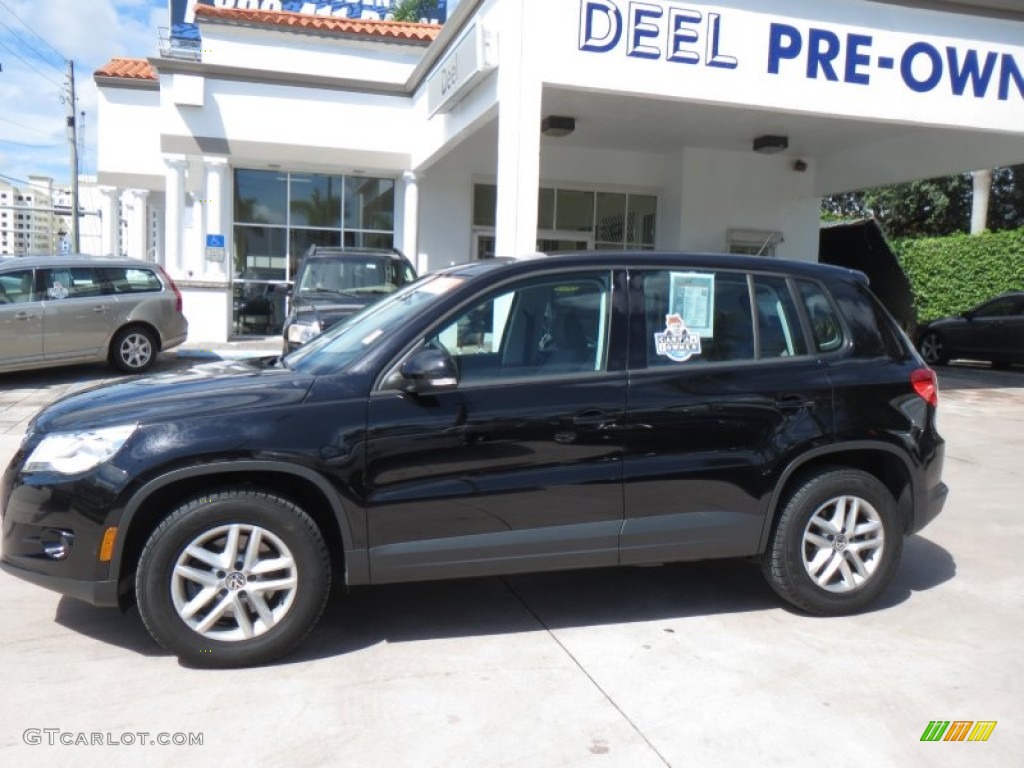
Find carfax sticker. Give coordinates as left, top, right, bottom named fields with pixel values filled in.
left=654, top=314, right=702, bottom=362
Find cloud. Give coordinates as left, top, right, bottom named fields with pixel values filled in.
left=0, top=0, right=166, bottom=186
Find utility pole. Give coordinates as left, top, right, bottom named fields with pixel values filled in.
left=65, top=60, right=80, bottom=253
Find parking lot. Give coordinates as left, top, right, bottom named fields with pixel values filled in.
left=0, top=357, right=1020, bottom=767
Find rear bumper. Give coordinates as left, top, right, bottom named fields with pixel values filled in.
left=913, top=480, right=949, bottom=535
left=161, top=331, right=188, bottom=351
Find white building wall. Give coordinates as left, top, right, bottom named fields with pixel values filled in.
left=418, top=127, right=494, bottom=268
left=675, top=147, right=820, bottom=260
left=161, top=77, right=415, bottom=167
left=201, top=24, right=424, bottom=84
left=96, top=88, right=164, bottom=183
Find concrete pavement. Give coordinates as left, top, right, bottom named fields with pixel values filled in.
left=0, top=361, right=1021, bottom=767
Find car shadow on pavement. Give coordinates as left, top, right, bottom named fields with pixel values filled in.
left=291, top=535, right=957, bottom=665
left=48, top=536, right=955, bottom=666
left=53, top=602, right=170, bottom=658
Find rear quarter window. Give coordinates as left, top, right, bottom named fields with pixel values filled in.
left=99, top=267, right=162, bottom=294
left=825, top=280, right=902, bottom=359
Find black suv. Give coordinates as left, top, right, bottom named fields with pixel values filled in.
left=1, top=253, right=947, bottom=667
left=281, top=246, right=416, bottom=354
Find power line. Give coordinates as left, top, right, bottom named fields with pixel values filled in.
left=0, top=138, right=61, bottom=149
left=0, top=0, right=66, bottom=62
left=0, top=171, right=66, bottom=191
left=0, top=17, right=65, bottom=74
left=0, top=113, right=55, bottom=137
left=0, top=38, right=65, bottom=88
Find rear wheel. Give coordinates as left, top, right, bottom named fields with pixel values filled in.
left=136, top=490, right=331, bottom=667
left=918, top=332, right=949, bottom=366
left=762, top=468, right=902, bottom=615
left=110, top=326, right=158, bottom=373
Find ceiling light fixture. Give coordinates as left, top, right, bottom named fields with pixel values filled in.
left=753, top=135, right=789, bottom=154
left=541, top=115, right=576, bottom=138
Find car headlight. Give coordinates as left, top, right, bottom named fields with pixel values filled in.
left=287, top=321, right=321, bottom=344
left=24, top=424, right=138, bottom=475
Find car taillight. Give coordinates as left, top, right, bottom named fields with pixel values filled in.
left=911, top=368, right=938, bottom=407
left=157, top=266, right=183, bottom=313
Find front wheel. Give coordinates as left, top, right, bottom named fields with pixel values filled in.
left=762, top=468, right=902, bottom=616
left=136, top=490, right=331, bottom=667
left=918, top=331, right=949, bottom=366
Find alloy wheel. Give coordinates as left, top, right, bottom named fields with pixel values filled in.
left=801, top=495, right=885, bottom=593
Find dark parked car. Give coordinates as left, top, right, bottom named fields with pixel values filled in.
left=1, top=252, right=947, bottom=667
left=281, top=246, right=416, bottom=354
left=917, top=291, right=1024, bottom=368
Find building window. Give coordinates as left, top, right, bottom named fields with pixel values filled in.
left=232, top=169, right=396, bottom=336
left=473, top=184, right=657, bottom=255
left=727, top=229, right=783, bottom=257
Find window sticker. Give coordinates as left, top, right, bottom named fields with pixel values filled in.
left=48, top=281, right=68, bottom=300
left=654, top=313, right=702, bottom=362
left=669, top=272, right=715, bottom=337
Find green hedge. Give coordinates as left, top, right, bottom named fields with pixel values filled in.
left=894, top=229, right=1024, bottom=323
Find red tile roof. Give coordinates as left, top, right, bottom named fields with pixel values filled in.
left=94, top=58, right=157, bottom=80
left=195, top=4, right=441, bottom=44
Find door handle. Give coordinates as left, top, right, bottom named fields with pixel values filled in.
left=572, top=410, right=622, bottom=431
left=14, top=311, right=36, bottom=320
left=776, top=394, right=815, bottom=410
left=573, top=410, right=613, bottom=426
left=93, top=305, right=109, bottom=313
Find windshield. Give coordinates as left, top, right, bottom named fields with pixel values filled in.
left=297, top=255, right=414, bottom=297
left=284, top=274, right=466, bottom=375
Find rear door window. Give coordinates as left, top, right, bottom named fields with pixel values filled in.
left=635, top=269, right=753, bottom=367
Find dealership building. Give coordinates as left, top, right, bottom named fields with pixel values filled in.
left=93, top=0, right=1024, bottom=340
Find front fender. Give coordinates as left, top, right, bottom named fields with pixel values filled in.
left=110, top=459, right=366, bottom=584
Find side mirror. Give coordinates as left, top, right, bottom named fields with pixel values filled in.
left=274, top=283, right=293, bottom=296
left=398, top=348, right=459, bottom=394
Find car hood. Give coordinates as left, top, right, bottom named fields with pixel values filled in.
left=30, top=359, right=316, bottom=434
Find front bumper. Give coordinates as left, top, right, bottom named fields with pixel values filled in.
left=2, top=447, right=125, bottom=607
left=0, top=560, right=121, bottom=607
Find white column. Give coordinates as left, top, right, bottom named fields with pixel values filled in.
left=98, top=186, right=121, bottom=256
left=401, top=171, right=422, bottom=272
left=203, top=156, right=230, bottom=281
left=163, top=155, right=188, bottom=276
left=494, top=1, right=541, bottom=257
left=128, top=189, right=150, bottom=260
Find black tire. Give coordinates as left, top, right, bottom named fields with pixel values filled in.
left=762, top=468, right=902, bottom=616
left=110, top=326, right=158, bottom=373
left=917, top=331, right=949, bottom=366
left=136, top=490, right=331, bottom=668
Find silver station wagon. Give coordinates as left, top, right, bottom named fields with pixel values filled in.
left=0, top=255, right=188, bottom=374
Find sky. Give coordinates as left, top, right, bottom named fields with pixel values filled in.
left=0, top=0, right=166, bottom=190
